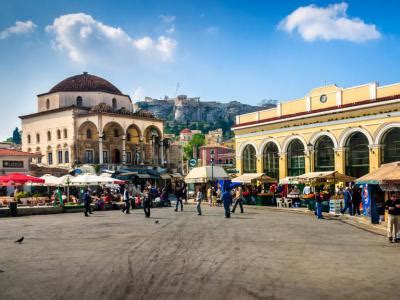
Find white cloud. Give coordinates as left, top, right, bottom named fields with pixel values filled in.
left=0, top=20, right=37, bottom=40
left=46, top=13, right=177, bottom=63
left=205, top=26, right=219, bottom=35
left=279, top=2, right=381, bottom=42
left=166, top=25, right=175, bottom=34
left=160, top=15, right=176, bottom=23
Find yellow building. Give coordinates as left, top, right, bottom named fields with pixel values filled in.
left=233, top=82, right=400, bottom=180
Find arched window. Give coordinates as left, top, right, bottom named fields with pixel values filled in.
left=243, top=144, right=256, bottom=173
left=287, top=139, right=305, bottom=176
left=126, top=133, right=131, bottom=142
left=36, top=133, right=40, bottom=143
left=114, top=129, right=119, bottom=137
left=46, top=99, right=50, bottom=110
left=381, top=128, right=400, bottom=164
left=345, top=132, right=369, bottom=178
left=314, top=136, right=334, bottom=172
left=86, top=129, right=92, bottom=139
left=57, top=130, right=61, bottom=140
left=112, top=98, right=117, bottom=110
left=76, top=96, right=83, bottom=107
left=63, top=129, right=68, bottom=139
left=64, top=151, right=69, bottom=163
left=263, top=142, right=279, bottom=180
left=47, top=131, right=51, bottom=141
left=27, top=134, right=31, bottom=144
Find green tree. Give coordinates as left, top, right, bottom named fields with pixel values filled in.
left=183, top=133, right=205, bottom=160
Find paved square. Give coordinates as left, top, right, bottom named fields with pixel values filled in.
left=0, top=206, right=399, bottom=299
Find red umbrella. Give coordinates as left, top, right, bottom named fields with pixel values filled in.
left=0, top=173, right=45, bottom=186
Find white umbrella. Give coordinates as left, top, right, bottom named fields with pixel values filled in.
left=71, top=174, right=115, bottom=186
left=185, top=166, right=229, bottom=183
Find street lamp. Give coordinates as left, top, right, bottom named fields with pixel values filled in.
left=210, top=149, right=215, bottom=187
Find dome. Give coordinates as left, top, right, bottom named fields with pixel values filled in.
left=48, top=72, right=123, bottom=95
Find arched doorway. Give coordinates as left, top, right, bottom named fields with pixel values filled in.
left=112, top=149, right=121, bottom=164
left=144, top=126, right=162, bottom=165
left=345, top=132, right=369, bottom=178
left=314, top=136, right=334, bottom=171
left=242, top=144, right=256, bottom=173
left=381, top=128, right=400, bottom=164
left=263, top=142, right=279, bottom=179
left=287, top=139, right=305, bottom=176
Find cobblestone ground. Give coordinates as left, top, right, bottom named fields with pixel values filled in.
left=0, top=205, right=399, bottom=300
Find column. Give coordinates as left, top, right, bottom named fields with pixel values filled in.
left=122, top=134, right=126, bottom=165
left=140, top=136, right=144, bottom=165
left=304, top=150, right=314, bottom=173
left=99, top=136, right=103, bottom=164
left=369, top=144, right=381, bottom=172
left=256, top=154, right=263, bottom=173
left=334, top=147, right=346, bottom=174
left=160, top=140, right=164, bottom=167
left=236, top=156, right=243, bottom=175
left=279, top=152, right=287, bottom=180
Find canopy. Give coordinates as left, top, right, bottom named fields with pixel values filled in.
left=356, top=162, right=400, bottom=185
left=232, top=173, right=275, bottom=184
left=185, top=166, right=229, bottom=183
left=0, top=173, right=45, bottom=186
left=296, top=171, right=355, bottom=183
left=71, top=174, right=125, bottom=186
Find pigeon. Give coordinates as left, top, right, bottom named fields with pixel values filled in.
left=0, top=269, right=4, bottom=273
left=14, top=237, right=24, bottom=244
left=155, top=220, right=159, bottom=224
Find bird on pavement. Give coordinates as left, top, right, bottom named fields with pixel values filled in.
left=155, top=220, right=159, bottom=224
left=14, top=237, right=24, bottom=244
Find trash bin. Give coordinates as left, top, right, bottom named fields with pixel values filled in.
left=9, top=201, right=17, bottom=217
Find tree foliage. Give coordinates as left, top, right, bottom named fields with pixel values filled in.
left=183, top=133, right=205, bottom=160
left=12, top=127, right=21, bottom=144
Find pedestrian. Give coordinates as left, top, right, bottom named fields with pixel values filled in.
left=231, top=186, right=244, bottom=213
left=143, top=188, right=151, bottom=218
left=83, top=189, right=92, bottom=217
left=174, top=185, right=183, bottom=212
left=385, top=194, right=400, bottom=243
left=122, top=186, right=131, bottom=214
left=207, top=186, right=212, bottom=206
left=315, top=191, right=324, bottom=219
left=195, top=186, right=203, bottom=215
left=352, top=187, right=362, bottom=216
left=340, top=186, right=353, bottom=215
left=182, top=184, right=188, bottom=204
left=222, top=183, right=232, bottom=218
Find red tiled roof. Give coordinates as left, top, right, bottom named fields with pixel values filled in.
left=180, top=128, right=191, bottom=133
left=233, top=94, right=400, bottom=129
left=0, top=149, right=37, bottom=157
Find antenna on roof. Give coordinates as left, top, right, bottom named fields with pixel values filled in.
left=174, top=82, right=180, bottom=97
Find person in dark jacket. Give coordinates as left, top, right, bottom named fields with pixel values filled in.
left=83, top=189, right=92, bottom=217
left=174, top=185, right=183, bottom=212
left=143, top=188, right=151, bottom=218
left=315, top=191, right=324, bottom=219
left=385, top=194, right=400, bottom=243
left=352, top=187, right=362, bottom=216
left=222, top=183, right=232, bottom=218
left=340, top=186, right=353, bottom=215
left=122, top=186, right=131, bottom=214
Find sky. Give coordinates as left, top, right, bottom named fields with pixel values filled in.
left=1, top=0, right=400, bottom=140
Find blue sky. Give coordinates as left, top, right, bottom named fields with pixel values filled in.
left=1, top=0, right=400, bottom=140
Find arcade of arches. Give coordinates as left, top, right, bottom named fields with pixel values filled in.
left=237, top=126, right=400, bottom=180
left=76, top=121, right=165, bottom=166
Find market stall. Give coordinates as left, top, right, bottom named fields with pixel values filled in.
left=232, top=173, right=277, bottom=205
left=296, top=171, right=355, bottom=213
left=356, top=162, right=400, bottom=224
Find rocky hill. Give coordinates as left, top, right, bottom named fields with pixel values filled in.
left=134, top=95, right=275, bottom=136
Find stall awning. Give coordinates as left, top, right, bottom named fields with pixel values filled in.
left=296, top=171, right=355, bottom=183
left=232, top=173, right=271, bottom=184
left=170, top=173, right=183, bottom=179
left=137, top=174, right=151, bottom=179
left=185, top=166, right=229, bottom=183
left=356, top=161, right=400, bottom=184
left=160, top=173, right=171, bottom=179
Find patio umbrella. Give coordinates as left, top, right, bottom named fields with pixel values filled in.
left=185, top=166, right=229, bottom=183
left=71, top=174, right=122, bottom=186
left=0, top=173, right=45, bottom=186
left=356, top=161, right=400, bottom=185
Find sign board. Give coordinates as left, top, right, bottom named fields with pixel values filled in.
left=3, top=161, right=24, bottom=168
left=189, top=158, right=197, bottom=167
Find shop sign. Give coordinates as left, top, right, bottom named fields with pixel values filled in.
left=3, top=161, right=24, bottom=168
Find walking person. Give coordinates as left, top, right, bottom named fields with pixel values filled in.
left=385, top=194, right=400, bottom=243
left=195, top=186, right=204, bottom=215
left=352, top=186, right=362, bottom=216
left=222, top=183, right=232, bottom=218
left=122, top=186, right=131, bottom=214
left=83, top=189, right=91, bottom=217
left=174, top=185, right=183, bottom=212
left=207, top=186, right=212, bottom=207
left=231, top=186, right=244, bottom=213
left=143, top=188, right=151, bottom=218
left=315, top=191, right=324, bottom=219
left=340, top=186, right=353, bottom=215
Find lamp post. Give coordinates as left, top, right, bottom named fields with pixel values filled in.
left=210, top=149, right=215, bottom=187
